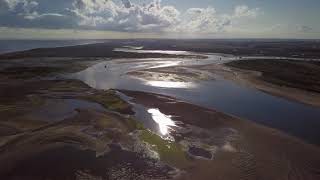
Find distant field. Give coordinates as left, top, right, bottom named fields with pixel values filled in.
left=226, top=59, right=320, bottom=93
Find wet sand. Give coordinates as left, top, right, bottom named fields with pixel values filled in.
left=1, top=40, right=320, bottom=179
left=2, top=57, right=319, bottom=179
left=121, top=90, right=320, bottom=180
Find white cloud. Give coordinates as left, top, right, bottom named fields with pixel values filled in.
left=176, top=7, right=231, bottom=33
left=0, top=0, right=262, bottom=34
left=24, top=12, right=65, bottom=20
left=0, top=0, right=38, bottom=13
left=69, top=0, right=180, bottom=32
left=1, top=0, right=21, bottom=11
left=233, top=5, right=260, bottom=18
left=69, top=1, right=261, bottom=34
left=0, top=0, right=41, bottom=22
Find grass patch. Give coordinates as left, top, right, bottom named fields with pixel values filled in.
left=124, top=118, right=145, bottom=131
left=47, top=80, right=89, bottom=92
left=83, top=91, right=133, bottom=114
left=139, top=130, right=189, bottom=168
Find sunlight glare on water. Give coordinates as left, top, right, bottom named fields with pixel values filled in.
left=147, top=108, right=177, bottom=136
left=146, top=81, right=196, bottom=88
left=113, top=48, right=190, bottom=55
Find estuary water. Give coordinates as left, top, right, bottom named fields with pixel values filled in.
left=71, top=49, right=320, bottom=145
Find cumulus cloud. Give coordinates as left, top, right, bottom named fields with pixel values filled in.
left=176, top=7, right=231, bottom=33
left=233, top=5, right=260, bottom=18
left=0, top=0, right=262, bottom=34
left=68, top=0, right=260, bottom=33
left=0, top=0, right=38, bottom=15
left=69, top=0, right=180, bottom=32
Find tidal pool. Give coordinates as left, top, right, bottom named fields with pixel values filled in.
left=70, top=50, right=320, bottom=145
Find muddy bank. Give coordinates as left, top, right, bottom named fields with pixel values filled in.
left=3, top=145, right=175, bottom=180
left=121, top=90, right=320, bottom=180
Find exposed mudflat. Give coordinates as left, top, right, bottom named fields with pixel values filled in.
left=0, top=41, right=320, bottom=179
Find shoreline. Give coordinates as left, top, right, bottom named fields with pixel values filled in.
left=0, top=40, right=320, bottom=179
left=120, top=90, right=320, bottom=180
left=222, top=60, right=320, bottom=107
left=127, top=59, right=320, bottom=108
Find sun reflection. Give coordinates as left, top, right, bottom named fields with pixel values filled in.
left=146, top=81, right=196, bottom=88
left=147, top=108, right=176, bottom=136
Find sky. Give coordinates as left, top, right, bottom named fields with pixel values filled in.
left=0, top=0, right=319, bottom=39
